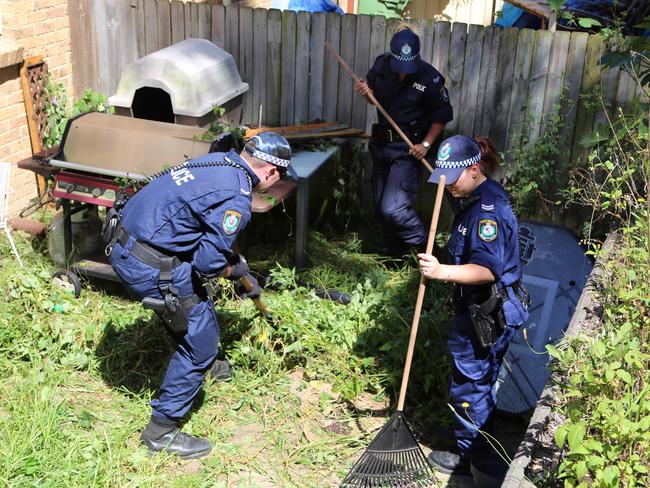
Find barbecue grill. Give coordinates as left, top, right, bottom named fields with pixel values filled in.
left=18, top=39, right=294, bottom=296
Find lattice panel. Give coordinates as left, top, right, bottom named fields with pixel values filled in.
left=20, top=56, right=49, bottom=153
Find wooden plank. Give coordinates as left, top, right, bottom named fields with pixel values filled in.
left=420, top=18, right=435, bottom=65
left=337, top=14, right=356, bottom=126
left=69, top=0, right=93, bottom=97
left=541, top=31, right=570, bottom=132
left=131, top=0, right=146, bottom=60
left=183, top=2, right=192, bottom=39
left=294, top=11, right=311, bottom=124
left=351, top=14, right=371, bottom=130
left=553, top=31, right=588, bottom=193
left=446, top=22, right=467, bottom=133
left=89, top=0, right=110, bottom=95
left=615, top=68, right=636, bottom=109
left=505, top=28, right=535, bottom=153
left=570, top=34, right=603, bottom=164
left=252, top=8, right=268, bottom=126
left=106, top=0, right=135, bottom=95
left=143, top=0, right=158, bottom=54
left=308, top=12, right=326, bottom=122
left=211, top=4, right=225, bottom=48
left=457, top=24, right=483, bottom=136
left=322, top=12, right=341, bottom=122
left=197, top=3, right=210, bottom=39
left=266, top=9, right=282, bottom=126
left=171, top=0, right=184, bottom=44
left=431, top=21, right=451, bottom=77
left=280, top=10, right=296, bottom=125
left=524, top=29, right=552, bottom=143
left=491, top=28, right=518, bottom=150
left=239, top=7, right=254, bottom=124
left=189, top=2, right=199, bottom=37
left=471, top=26, right=501, bottom=135
left=157, top=0, right=171, bottom=49
left=592, top=66, right=619, bottom=134
left=384, top=17, right=400, bottom=50
left=365, top=14, right=387, bottom=132
left=225, top=6, right=239, bottom=60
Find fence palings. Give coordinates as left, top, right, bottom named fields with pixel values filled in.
left=69, top=1, right=640, bottom=173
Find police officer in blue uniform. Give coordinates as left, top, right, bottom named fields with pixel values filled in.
left=418, top=135, right=530, bottom=474
left=105, top=132, right=296, bottom=459
left=355, top=26, right=453, bottom=254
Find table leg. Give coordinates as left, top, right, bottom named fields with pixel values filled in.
left=295, top=178, right=309, bottom=269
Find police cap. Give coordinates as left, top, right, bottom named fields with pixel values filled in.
left=244, top=132, right=297, bottom=180
left=428, top=135, right=481, bottom=185
left=390, top=28, right=421, bottom=74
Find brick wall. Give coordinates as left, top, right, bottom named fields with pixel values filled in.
left=1, top=0, right=73, bottom=217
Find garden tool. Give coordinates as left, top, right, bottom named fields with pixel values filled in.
left=340, top=176, right=446, bottom=488
left=325, top=42, right=433, bottom=173
left=239, top=274, right=276, bottom=326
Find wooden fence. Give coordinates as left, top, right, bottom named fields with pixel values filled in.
left=69, top=0, right=643, bottom=167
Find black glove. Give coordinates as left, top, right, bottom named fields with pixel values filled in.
left=226, top=254, right=249, bottom=281
left=234, top=274, right=261, bottom=300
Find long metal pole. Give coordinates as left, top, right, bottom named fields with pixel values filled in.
left=325, top=42, right=434, bottom=173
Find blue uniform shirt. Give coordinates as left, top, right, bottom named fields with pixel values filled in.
left=366, top=53, right=453, bottom=130
left=447, top=178, right=528, bottom=325
left=119, top=149, right=259, bottom=278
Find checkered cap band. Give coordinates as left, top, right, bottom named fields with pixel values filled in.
left=250, top=148, right=290, bottom=168
left=391, top=52, right=418, bottom=62
left=436, top=153, right=481, bottom=169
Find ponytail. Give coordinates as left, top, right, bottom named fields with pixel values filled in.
left=475, top=136, right=500, bottom=177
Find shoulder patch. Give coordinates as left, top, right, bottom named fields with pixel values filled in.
left=440, top=86, right=450, bottom=103
left=223, top=210, right=242, bottom=235
left=478, top=219, right=498, bottom=242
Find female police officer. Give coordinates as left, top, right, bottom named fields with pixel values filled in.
left=417, top=135, right=529, bottom=474
left=106, top=132, right=296, bottom=459
left=355, top=26, right=453, bottom=255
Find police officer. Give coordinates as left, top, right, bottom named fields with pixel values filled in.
left=418, top=135, right=529, bottom=474
left=355, top=26, right=453, bottom=255
left=106, top=132, right=296, bottom=459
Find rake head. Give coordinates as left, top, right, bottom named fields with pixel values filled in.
left=341, top=412, right=436, bottom=488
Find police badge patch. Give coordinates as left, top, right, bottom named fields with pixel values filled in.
left=223, top=210, right=242, bottom=235
left=478, top=219, right=498, bottom=242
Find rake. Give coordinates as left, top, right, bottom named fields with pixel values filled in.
left=341, top=176, right=447, bottom=488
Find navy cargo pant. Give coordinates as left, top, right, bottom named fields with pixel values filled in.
left=369, top=140, right=427, bottom=250
left=447, top=313, right=517, bottom=458
left=109, top=238, right=219, bottom=423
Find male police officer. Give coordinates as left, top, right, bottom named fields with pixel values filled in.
left=106, top=132, right=296, bottom=459
left=355, top=26, right=453, bottom=255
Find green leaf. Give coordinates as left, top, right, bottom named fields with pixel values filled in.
left=575, top=460, right=588, bottom=480
left=555, top=425, right=568, bottom=448
left=616, top=369, right=633, bottom=384
left=578, top=18, right=602, bottom=28
left=567, top=423, right=586, bottom=451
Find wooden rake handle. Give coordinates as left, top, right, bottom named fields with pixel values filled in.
left=324, top=42, right=434, bottom=174
left=239, top=274, right=271, bottom=320
left=397, top=175, right=446, bottom=412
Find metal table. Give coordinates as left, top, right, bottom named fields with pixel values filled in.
left=290, top=145, right=340, bottom=268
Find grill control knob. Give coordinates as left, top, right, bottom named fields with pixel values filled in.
left=91, top=188, right=102, bottom=198
left=63, top=182, right=75, bottom=193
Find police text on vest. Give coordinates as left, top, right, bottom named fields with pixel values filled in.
left=171, top=165, right=195, bottom=186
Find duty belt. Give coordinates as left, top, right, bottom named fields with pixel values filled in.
left=371, top=123, right=423, bottom=144
left=115, top=226, right=182, bottom=283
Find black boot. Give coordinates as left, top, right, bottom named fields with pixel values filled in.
left=140, top=416, right=212, bottom=459
left=206, top=359, right=232, bottom=382
left=427, top=450, right=470, bottom=476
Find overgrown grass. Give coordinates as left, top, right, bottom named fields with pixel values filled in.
left=544, top=216, right=649, bottom=488
left=0, top=228, right=454, bottom=487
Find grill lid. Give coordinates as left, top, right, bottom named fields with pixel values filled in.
left=50, top=112, right=211, bottom=180
left=108, top=38, right=249, bottom=118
